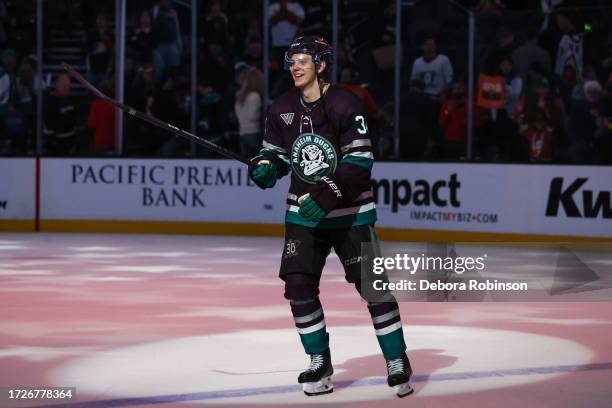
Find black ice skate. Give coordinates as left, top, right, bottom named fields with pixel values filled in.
left=386, top=353, right=414, bottom=398
left=298, top=348, right=333, bottom=396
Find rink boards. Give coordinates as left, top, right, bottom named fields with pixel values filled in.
left=0, top=158, right=37, bottom=231
left=0, top=158, right=610, bottom=240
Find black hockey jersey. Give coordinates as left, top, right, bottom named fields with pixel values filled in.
left=257, top=85, right=376, bottom=228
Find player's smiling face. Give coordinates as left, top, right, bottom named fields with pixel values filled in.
left=289, top=53, right=316, bottom=88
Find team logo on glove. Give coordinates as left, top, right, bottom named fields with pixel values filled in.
left=291, top=133, right=338, bottom=184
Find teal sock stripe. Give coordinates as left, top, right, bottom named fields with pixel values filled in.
left=377, top=327, right=407, bottom=360
left=299, top=328, right=329, bottom=354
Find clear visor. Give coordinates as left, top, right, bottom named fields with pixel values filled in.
left=284, top=52, right=316, bottom=70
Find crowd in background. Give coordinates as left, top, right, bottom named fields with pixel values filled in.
left=0, top=0, right=611, bottom=164
left=406, top=0, right=612, bottom=164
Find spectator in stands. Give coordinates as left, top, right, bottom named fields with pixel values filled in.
left=594, top=86, right=612, bottom=164
left=0, top=52, right=22, bottom=154
left=243, top=34, right=263, bottom=69
left=222, top=62, right=248, bottom=146
left=232, top=13, right=260, bottom=67
left=569, top=65, right=599, bottom=103
left=157, top=67, right=190, bottom=157
left=500, top=56, right=523, bottom=117
left=399, top=79, right=437, bottom=160
left=439, top=79, right=480, bottom=159
left=0, top=48, right=17, bottom=115
left=516, top=75, right=569, bottom=161
left=128, top=64, right=156, bottom=114
left=244, top=14, right=262, bottom=44
left=15, top=55, right=35, bottom=116
left=11, top=55, right=37, bottom=153
left=128, top=10, right=154, bottom=69
left=196, top=41, right=231, bottom=146
left=568, top=80, right=602, bottom=162
left=371, top=0, right=397, bottom=49
left=269, top=1, right=304, bottom=64
left=267, top=2, right=304, bottom=98
left=484, top=27, right=517, bottom=75
left=126, top=63, right=159, bottom=154
left=555, top=11, right=583, bottom=106
left=87, top=13, right=114, bottom=71
left=410, top=36, right=454, bottom=100
left=88, top=80, right=116, bottom=154
left=85, top=13, right=114, bottom=86
left=514, top=75, right=565, bottom=130
left=512, top=29, right=552, bottom=81
left=43, top=74, right=76, bottom=155
left=467, top=0, right=503, bottom=60
left=234, top=66, right=263, bottom=157
left=151, top=0, right=183, bottom=82
left=487, top=56, right=523, bottom=161
left=338, top=66, right=387, bottom=121
left=197, top=41, right=231, bottom=108
left=203, top=0, right=229, bottom=47
left=520, top=107, right=555, bottom=162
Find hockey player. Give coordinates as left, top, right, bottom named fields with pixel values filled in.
left=248, top=36, right=413, bottom=398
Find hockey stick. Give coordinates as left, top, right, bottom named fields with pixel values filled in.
left=62, top=62, right=250, bottom=165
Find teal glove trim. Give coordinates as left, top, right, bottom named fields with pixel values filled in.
left=298, top=196, right=327, bottom=223
left=251, top=163, right=278, bottom=188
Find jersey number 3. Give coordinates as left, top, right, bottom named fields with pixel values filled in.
left=355, top=115, right=368, bottom=134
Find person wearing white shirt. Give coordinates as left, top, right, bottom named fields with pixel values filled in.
left=410, top=37, right=454, bottom=99
left=234, top=66, right=263, bottom=156
left=269, top=1, right=305, bottom=48
left=500, top=57, right=523, bottom=116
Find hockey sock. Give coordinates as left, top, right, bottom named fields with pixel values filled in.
left=290, top=297, right=329, bottom=354
left=367, top=300, right=407, bottom=360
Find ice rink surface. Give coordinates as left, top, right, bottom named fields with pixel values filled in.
left=1, top=233, right=611, bottom=407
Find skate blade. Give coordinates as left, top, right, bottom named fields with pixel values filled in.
left=302, top=376, right=333, bottom=396
left=394, top=382, right=414, bottom=398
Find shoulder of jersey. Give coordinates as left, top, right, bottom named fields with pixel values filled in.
left=269, top=88, right=300, bottom=114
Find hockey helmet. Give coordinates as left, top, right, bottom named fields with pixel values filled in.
left=284, top=36, right=332, bottom=71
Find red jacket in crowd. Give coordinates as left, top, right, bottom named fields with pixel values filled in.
left=439, top=98, right=481, bottom=142
left=521, top=126, right=554, bottom=161
left=88, top=99, right=116, bottom=152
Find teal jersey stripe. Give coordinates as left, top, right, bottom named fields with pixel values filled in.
left=286, top=208, right=377, bottom=229
left=340, top=155, right=374, bottom=170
